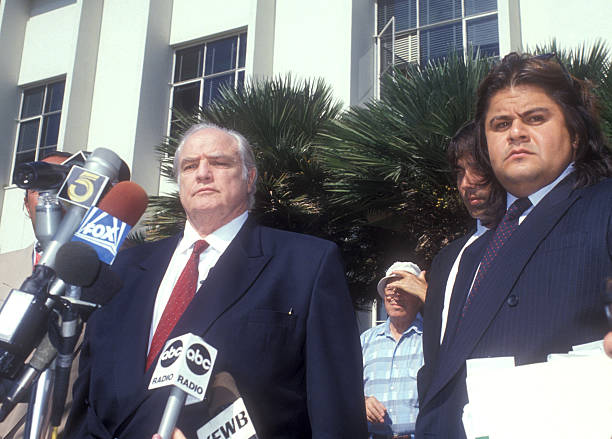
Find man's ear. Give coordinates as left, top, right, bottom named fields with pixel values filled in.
left=246, top=168, right=256, bottom=193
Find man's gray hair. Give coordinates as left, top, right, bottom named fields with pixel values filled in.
left=173, top=122, right=258, bottom=208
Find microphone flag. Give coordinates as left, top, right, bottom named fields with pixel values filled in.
left=149, top=333, right=218, bottom=402
left=197, top=397, right=257, bottom=439
left=71, top=206, right=130, bottom=264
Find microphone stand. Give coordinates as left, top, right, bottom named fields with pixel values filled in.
left=24, top=367, right=53, bottom=439
left=23, top=191, right=62, bottom=439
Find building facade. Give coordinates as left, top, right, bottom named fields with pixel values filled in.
left=1, top=0, right=611, bottom=255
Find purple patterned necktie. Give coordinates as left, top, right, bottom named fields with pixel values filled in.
left=462, top=197, right=532, bottom=316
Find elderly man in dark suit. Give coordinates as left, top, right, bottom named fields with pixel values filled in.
left=416, top=53, right=612, bottom=439
left=65, top=123, right=367, bottom=439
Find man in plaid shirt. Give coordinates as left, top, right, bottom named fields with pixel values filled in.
left=361, top=262, right=425, bottom=439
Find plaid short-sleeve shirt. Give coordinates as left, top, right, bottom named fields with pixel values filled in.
left=360, top=316, right=423, bottom=436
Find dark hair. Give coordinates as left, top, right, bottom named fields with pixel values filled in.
left=447, top=121, right=506, bottom=227
left=475, top=52, right=612, bottom=188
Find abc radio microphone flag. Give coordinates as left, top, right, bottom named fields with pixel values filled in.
left=149, top=333, right=217, bottom=400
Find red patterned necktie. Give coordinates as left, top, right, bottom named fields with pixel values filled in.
left=146, top=239, right=209, bottom=371
left=462, top=197, right=531, bottom=317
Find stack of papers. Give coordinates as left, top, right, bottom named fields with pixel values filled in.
left=462, top=340, right=612, bottom=439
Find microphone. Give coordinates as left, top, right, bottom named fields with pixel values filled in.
left=98, top=181, right=149, bottom=227
left=148, top=334, right=218, bottom=439
left=55, top=241, right=101, bottom=287
left=196, top=373, right=257, bottom=439
left=41, top=147, right=125, bottom=268
left=0, top=241, right=105, bottom=422
left=0, top=153, right=134, bottom=379
left=71, top=181, right=149, bottom=265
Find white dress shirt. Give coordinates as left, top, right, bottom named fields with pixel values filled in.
left=508, top=163, right=575, bottom=225
left=147, top=211, right=248, bottom=352
left=439, top=220, right=489, bottom=344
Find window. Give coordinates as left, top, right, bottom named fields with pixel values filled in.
left=12, top=80, right=65, bottom=174
left=169, top=32, right=247, bottom=137
left=376, top=0, right=499, bottom=93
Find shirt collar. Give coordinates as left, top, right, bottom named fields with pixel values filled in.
left=475, top=219, right=489, bottom=235
left=178, top=211, right=249, bottom=255
left=507, top=163, right=575, bottom=210
left=378, top=314, right=423, bottom=338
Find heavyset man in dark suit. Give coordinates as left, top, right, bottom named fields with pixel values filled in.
left=416, top=53, right=612, bottom=438
left=65, top=123, right=367, bottom=439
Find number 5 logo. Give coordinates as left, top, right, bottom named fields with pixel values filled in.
left=58, top=166, right=109, bottom=208
left=68, top=171, right=99, bottom=202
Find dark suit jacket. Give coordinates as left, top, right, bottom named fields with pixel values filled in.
left=417, top=234, right=471, bottom=407
left=416, top=176, right=612, bottom=438
left=65, top=219, right=367, bottom=439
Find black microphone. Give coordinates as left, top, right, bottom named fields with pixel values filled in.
left=49, top=242, right=98, bottom=428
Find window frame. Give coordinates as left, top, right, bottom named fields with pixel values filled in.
left=375, top=0, right=499, bottom=97
left=167, top=30, right=247, bottom=138
left=10, top=78, right=66, bottom=184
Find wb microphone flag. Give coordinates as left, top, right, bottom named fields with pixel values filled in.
left=197, top=398, right=257, bottom=439
left=72, top=207, right=131, bottom=264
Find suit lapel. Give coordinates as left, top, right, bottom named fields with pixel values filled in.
left=170, top=219, right=271, bottom=342
left=440, top=231, right=491, bottom=347
left=424, top=175, right=580, bottom=407
left=424, top=236, right=471, bottom=359
left=420, top=235, right=471, bottom=401
left=112, top=236, right=180, bottom=404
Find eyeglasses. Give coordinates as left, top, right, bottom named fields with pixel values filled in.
left=533, top=52, right=573, bottom=85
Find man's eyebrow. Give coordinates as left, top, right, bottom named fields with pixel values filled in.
left=519, top=107, right=551, bottom=118
left=180, top=157, right=199, bottom=166
left=487, top=115, right=512, bottom=127
left=488, top=107, right=552, bottom=126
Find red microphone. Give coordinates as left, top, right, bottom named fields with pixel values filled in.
left=98, top=181, right=149, bottom=226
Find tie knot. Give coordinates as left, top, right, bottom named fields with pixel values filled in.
left=192, top=240, right=209, bottom=256
left=506, top=197, right=532, bottom=220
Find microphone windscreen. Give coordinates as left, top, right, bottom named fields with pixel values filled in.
left=98, top=181, right=148, bottom=226
left=207, top=372, right=240, bottom=417
left=55, top=242, right=100, bottom=287
left=80, top=263, right=123, bottom=307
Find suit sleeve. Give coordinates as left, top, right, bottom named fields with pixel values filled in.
left=305, top=243, right=368, bottom=439
left=64, top=313, right=113, bottom=439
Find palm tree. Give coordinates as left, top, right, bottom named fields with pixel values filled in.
left=315, top=52, right=493, bottom=296
left=144, top=75, right=351, bottom=267
left=316, top=42, right=611, bottom=302
left=141, top=42, right=611, bottom=305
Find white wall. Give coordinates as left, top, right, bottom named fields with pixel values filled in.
left=170, top=0, right=254, bottom=46
left=0, top=0, right=81, bottom=253
left=350, top=0, right=375, bottom=105
left=519, top=0, right=612, bottom=51
left=87, top=0, right=171, bottom=196
left=273, top=0, right=354, bottom=106
left=0, top=0, right=29, bottom=232
left=18, top=1, right=78, bottom=85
